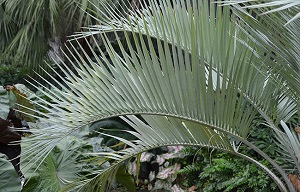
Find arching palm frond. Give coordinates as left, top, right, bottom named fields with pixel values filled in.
left=227, top=0, right=300, bottom=102
left=226, top=0, right=300, bottom=184
left=21, top=0, right=297, bottom=191
left=66, top=115, right=285, bottom=192
left=63, top=115, right=235, bottom=191
left=274, top=121, right=300, bottom=173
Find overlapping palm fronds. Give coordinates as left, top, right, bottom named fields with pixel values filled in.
left=0, top=0, right=127, bottom=76
left=20, top=0, right=299, bottom=191
left=226, top=0, right=300, bottom=188
left=227, top=0, right=300, bottom=101
left=223, top=0, right=300, bottom=25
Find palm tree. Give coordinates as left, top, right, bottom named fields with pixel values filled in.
left=21, top=0, right=299, bottom=191
left=0, top=0, right=129, bottom=77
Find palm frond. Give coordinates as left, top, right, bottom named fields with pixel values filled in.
left=228, top=1, right=300, bottom=104
left=20, top=0, right=298, bottom=191
left=272, top=121, right=300, bottom=173
left=226, top=0, right=300, bottom=178
left=0, top=0, right=127, bottom=76
left=223, top=0, right=300, bottom=25
left=66, top=115, right=236, bottom=191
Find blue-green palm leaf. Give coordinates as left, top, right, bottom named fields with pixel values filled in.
left=20, top=0, right=298, bottom=191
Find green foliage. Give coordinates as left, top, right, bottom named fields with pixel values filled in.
left=20, top=119, right=137, bottom=192
left=16, top=0, right=300, bottom=191
left=22, top=136, right=100, bottom=192
left=0, top=62, right=28, bottom=85
left=0, top=154, right=21, bottom=192
left=178, top=124, right=282, bottom=192
left=0, top=86, right=9, bottom=119
left=179, top=147, right=278, bottom=192
left=116, top=166, right=136, bottom=192
left=88, top=118, right=136, bottom=150
left=0, top=0, right=129, bottom=77
left=199, top=154, right=277, bottom=192
left=248, top=126, right=277, bottom=156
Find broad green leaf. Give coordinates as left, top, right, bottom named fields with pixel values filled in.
left=116, top=165, right=136, bottom=192
left=0, top=154, right=21, bottom=192
left=22, top=136, right=98, bottom=192
left=0, top=86, right=9, bottom=119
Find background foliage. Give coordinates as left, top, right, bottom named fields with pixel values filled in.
left=0, top=0, right=129, bottom=79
